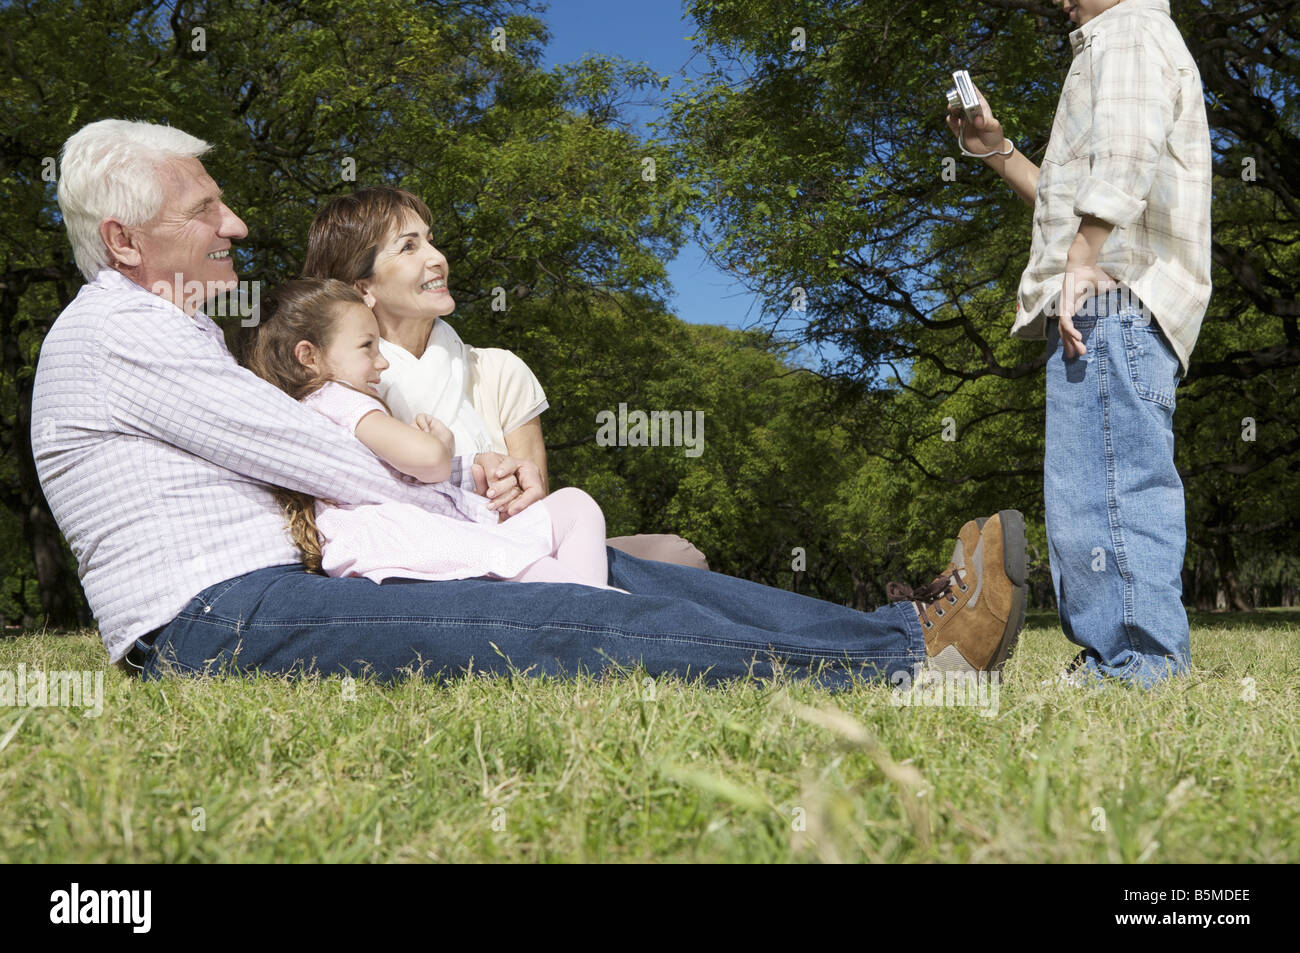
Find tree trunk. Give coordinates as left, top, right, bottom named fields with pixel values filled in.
left=1211, top=529, right=1252, bottom=613
left=1189, top=554, right=1217, bottom=611
left=850, top=569, right=871, bottom=613
left=4, top=269, right=91, bottom=630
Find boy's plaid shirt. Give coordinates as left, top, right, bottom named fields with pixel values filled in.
left=1012, top=0, right=1212, bottom=374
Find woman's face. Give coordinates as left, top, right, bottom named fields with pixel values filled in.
left=358, top=209, right=455, bottom=325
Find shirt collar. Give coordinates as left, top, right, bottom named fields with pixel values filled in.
left=1070, top=0, right=1169, bottom=53
left=92, top=267, right=225, bottom=338
left=376, top=319, right=444, bottom=363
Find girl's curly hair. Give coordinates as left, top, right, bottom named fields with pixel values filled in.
left=239, top=277, right=372, bottom=573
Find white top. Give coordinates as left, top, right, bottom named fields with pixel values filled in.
left=377, top=319, right=548, bottom=455
left=30, top=269, right=491, bottom=662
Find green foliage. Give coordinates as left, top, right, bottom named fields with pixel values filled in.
left=668, top=0, right=1300, bottom=607
left=1, top=0, right=697, bottom=622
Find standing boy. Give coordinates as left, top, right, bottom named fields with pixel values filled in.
left=949, top=0, right=1212, bottom=685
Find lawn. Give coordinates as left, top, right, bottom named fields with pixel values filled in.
left=1, top=610, right=1296, bottom=863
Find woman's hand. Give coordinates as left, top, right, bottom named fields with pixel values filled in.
left=946, top=82, right=1005, bottom=155
left=471, top=451, right=545, bottom=519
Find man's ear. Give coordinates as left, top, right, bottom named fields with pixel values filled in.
left=101, top=219, right=142, bottom=269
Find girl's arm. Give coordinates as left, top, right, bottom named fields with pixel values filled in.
left=354, top=410, right=454, bottom=484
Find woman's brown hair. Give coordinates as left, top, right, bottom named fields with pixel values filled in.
left=241, top=277, right=373, bottom=573
left=301, top=187, right=435, bottom=285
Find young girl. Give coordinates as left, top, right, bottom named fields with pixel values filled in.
left=244, top=278, right=618, bottom=590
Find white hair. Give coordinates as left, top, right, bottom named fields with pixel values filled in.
left=58, top=119, right=212, bottom=281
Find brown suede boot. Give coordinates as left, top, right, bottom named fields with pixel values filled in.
left=887, top=511, right=1027, bottom=674
left=887, top=516, right=984, bottom=609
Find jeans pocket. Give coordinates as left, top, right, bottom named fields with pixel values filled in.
left=184, top=573, right=248, bottom=620
left=1122, top=320, right=1180, bottom=408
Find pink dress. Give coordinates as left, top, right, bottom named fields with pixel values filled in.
left=300, top=382, right=555, bottom=583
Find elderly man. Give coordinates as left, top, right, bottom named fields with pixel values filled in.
left=31, top=118, right=1027, bottom=687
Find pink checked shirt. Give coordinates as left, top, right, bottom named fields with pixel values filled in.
left=31, top=269, right=495, bottom=662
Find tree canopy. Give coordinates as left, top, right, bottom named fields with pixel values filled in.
left=667, top=0, right=1300, bottom=608
left=2, top=0, right=1296, bottom=626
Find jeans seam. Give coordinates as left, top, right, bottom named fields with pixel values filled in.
left=139, top=633, right=206, bottom=679
left=1098, top=321, right=1139, bottom=654
left=891, top=600, right=927, bottom=664
left=191, top=575, right=249, bottom=613
left=1110, top=321, right=1147, bottom=656
left=174, top=614, right=903, bottom=664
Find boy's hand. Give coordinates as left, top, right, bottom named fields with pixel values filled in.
left=946, top=83, right=1004, bottom=155
left=1057, top=221, right=1119, bottom=359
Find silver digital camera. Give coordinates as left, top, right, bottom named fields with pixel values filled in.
left=946, top=70, right=980, bottom=122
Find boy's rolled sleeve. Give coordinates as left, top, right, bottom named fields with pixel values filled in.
left=1073, top=29, right=1175, bottom=227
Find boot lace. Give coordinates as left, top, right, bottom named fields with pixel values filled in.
left=886, top=568, right=969, bottom=629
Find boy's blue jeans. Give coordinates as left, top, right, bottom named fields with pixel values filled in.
left=133, top=548, right=927, bottom=689
left=1046, top=291, right=1190, bottom=687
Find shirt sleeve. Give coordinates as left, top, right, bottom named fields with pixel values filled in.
left=1072, top=26, right=1177, bottom=228
left=302, top=382, right=389, bottom=435
left=97, top=301, right=492, bottom=523
left=477, top=347, right=549, bottom=435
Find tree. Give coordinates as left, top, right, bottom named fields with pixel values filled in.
left=479, top=289, right=869, bottom=601
left=2, top=0, right=692, bottom=625
left=668, top=0, right=1300, bottom=606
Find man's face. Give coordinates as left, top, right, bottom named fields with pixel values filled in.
left=130, top=156, right=248, bottom=312
left=1056, top=0, right=1124, bottom=27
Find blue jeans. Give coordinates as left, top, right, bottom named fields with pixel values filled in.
left=1045, top=291, right=1190, bottom=686
left=135, top=549, right=926, bottom=690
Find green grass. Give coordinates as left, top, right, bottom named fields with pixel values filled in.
left=1, top=610, right=1297, bottom=862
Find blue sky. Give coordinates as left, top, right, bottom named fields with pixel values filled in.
left=536, top=0, right=772, bottom=333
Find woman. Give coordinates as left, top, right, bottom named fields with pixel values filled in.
left=301, top=188, right=709, bottom=570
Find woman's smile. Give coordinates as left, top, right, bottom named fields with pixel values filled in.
left=360, top=209, right=458, bottom=326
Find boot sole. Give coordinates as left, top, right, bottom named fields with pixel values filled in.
left=988, top=509, right=1027, bottom=674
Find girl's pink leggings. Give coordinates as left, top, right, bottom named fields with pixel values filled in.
left=509, top=487, right=616, bottom=589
